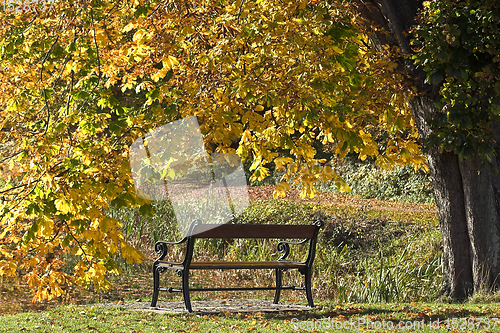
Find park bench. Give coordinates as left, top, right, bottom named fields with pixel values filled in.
left=150, top=220, right=323, bottom=312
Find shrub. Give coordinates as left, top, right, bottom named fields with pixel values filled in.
left=323, top=161, right=434, bottom=203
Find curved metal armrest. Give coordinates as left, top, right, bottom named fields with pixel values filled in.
left=154, top=237, right=188, bottom=262
left=277, top=239, right=309, bottom=261
left=155, top=238, right=188, bottom=246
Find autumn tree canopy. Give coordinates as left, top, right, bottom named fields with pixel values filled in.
left=0, top=0, right=423, bottom=301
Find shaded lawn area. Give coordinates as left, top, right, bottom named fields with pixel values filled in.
left=0, top=272, right=154, bottom=314
left=1, top=301, right=500, bottom=332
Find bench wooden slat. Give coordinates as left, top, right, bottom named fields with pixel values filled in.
left=188, top=260, right=307, bottom=270
left=191, top=224, right=316, bottom=239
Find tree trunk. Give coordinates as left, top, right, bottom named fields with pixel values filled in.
left=409, top=96, right=474, bottom=298
left=458, top=125, right=500, bottom=292
left=354, top=0, right=500, bottom=298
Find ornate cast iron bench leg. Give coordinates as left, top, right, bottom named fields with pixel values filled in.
left=305, top=267, right=314, bottom=307
left=273, top=268, right=283, bottom=304
left=151, top=264, right=160, bottom=308
left=182, top=268, right=193, bottom=312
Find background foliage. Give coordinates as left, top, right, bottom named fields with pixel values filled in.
left=411, top=0, right=500, bottom=161
left=325, top=161, right=434, bottom=204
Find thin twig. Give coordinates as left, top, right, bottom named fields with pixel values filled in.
left=0, top=150, right=23, bottom=164
left=90, top=9, right=102, bottom=89
left=64, top=220, right=92, bottom=267
left=236, top=0, right=246, bottom=23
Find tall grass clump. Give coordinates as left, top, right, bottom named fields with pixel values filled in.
left=310, top=242, right=443, bottom=304
left=349, top=241, right=443, bottom=302
left=107, top=200, right=180, bottom=249
left=313, top=215, right=443, bottom=303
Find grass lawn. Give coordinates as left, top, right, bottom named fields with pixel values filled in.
left=1, top=301, right=500, bottom=332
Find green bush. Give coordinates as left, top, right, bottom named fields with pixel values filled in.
left=323, top=162, right=435, bottom=203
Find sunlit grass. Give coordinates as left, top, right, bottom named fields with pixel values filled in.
left=1, top=301, right=500, bottom=332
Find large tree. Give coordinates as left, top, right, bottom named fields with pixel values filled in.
left=354, top=0, right=500, bottom=298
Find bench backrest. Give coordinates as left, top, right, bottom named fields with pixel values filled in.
left=189, top=223, right=318, bottom=239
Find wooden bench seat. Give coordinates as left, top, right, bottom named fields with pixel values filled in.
left=150, top=220, right=323, bottom=312
left=158, top=260, right=308, bottom=270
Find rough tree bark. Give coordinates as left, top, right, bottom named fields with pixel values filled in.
left=354, top=0, right=500, bottom=298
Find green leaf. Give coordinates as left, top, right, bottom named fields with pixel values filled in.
left=110, top=193, right=135, bottom=209
left=430, top=73, right=443, bottom=85
left=21, top=219, right=39, bottom=245
left=72, top=91, right=90, bottom=100
left=139, top=203, right=155, bottom=217
left=62, top=234, right=72, bottom=247
left=135, top=5, right=150, bottom=18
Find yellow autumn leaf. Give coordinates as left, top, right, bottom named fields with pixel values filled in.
left=132, top=29, right=152, bottom=43
left=0, top=260, right=17, bottom=277
left=122, top=21, right=137, bottom=33
left=55, top=198, right=71, bottom=214
left=163, top=55, right=179, bottom=70
left=94, top=28, right=108, bottom=46
left=273, top=181, right=290, bottom=199
left=241, top=130, right=252, bottom=142
left=274, top=157, right=293, bottom=171
left=152, top=69, right=168, bottom=82
left=334, top=177, right=351, bottom=193
left=122, top=243, right=144, bottom=264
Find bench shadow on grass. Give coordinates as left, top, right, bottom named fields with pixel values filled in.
left=136, top=298, right=494, bottom=326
